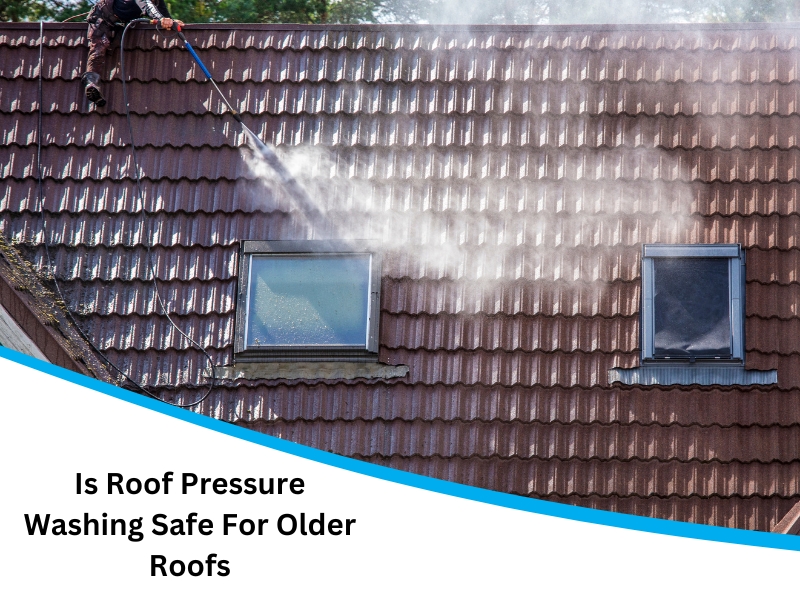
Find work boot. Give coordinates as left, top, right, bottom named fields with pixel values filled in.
left=81, top=72, right=106, bottom=107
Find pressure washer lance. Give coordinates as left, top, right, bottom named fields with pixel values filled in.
left=136, top=19, right=325, bottom=224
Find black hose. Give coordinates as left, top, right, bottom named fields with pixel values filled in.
left=36, top=21, right=165, bottom=400
left=172, top=27, right=328, bottom=230
left=120, top=18, right=217, bottom=408
left=33, top=19, right=218, bottom=408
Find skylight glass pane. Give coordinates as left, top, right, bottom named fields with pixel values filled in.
left=653, top=257, right=731, bottom=357
left=246, top=254, right=371, bottom=347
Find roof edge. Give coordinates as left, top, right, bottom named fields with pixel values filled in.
left=0, top=233, right=115, bottom=383
left=0, top=301, right=49, bottom=361
left=6, top=21, right=800, bottom=32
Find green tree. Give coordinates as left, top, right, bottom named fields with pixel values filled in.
left=0, top=0, right=32, bottom=21
left=165, top=0, right=382, bottom=23
left=4, top=0, right=800, bottom=24
left=210, top=0, right=328, bottom=23
left=328, top=0, right=381, bottom=23
left=699, top=0, right=800, bottom=22
left=1, top=0, right=94, bottom=21
left=378, top=0, right=800, bottom=23
left=164, top=0, right=217, bottom=22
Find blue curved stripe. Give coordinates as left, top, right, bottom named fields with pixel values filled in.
left=3, top=344, right=799, bottom=552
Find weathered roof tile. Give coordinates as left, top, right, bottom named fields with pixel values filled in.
left=4, top=22, right=800, bottom=530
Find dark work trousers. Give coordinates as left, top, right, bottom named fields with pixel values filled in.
left=85, top=0, right=121, bottom=75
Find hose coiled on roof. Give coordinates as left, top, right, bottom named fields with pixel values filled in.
left=34, top=20, right=216, bottom=408
left=119, top=18, right=217, bottom=408
left=35, top=22, right=161, bottom=399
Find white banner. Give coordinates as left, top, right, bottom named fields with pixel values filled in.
left=1, top=347, right=797, bottom=598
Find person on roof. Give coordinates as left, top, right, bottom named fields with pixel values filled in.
left=82, top=0, right=184, bottom=107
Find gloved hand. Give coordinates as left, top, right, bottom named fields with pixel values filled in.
left=159, top=18, right=184, bottom=30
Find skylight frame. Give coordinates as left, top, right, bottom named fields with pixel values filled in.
left=641, top=244, right=745, bottom=364
left=234, top=240, right=381, bottom=362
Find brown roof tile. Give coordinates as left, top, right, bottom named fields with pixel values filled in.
left=5, top=21, right=800, bottom=531
left=197, top=382, right=800, bottom=426
left=247, top=418, right=800, bottom=463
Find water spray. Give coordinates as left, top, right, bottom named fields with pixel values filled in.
left=108, top=19, right=337, bottom=407
left=131, top=19, right=323, bottom=221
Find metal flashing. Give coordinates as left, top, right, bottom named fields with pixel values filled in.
left=609, top=366, right=778, bottom=386
left=211, top=362, right=409, bottom=381
left=643, top=244, right=742, bottom=258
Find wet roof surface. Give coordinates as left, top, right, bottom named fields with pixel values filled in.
left=3, top=21, right=800, bottom=530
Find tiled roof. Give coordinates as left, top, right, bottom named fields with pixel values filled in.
left=3, top=21, right=800, bottom=531
left=0, top=233, right=116, bottom=378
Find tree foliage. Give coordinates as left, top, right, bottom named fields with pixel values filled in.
left=3, top=0, right=800, bottom=24
left=379, top=0, right=800, bottom=24
left=1, top=0, right=94, bottom=22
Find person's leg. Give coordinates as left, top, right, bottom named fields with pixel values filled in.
left=82, top=0, right=117, bottom=107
